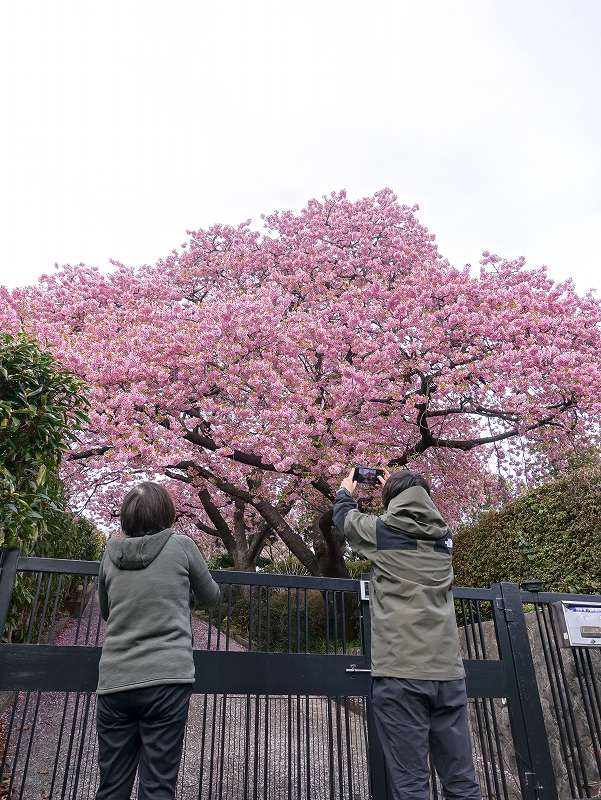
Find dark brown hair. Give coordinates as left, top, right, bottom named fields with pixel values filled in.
left=381, top=471, right=431, bottom=510
left=120, top=481, right=176, bottom=537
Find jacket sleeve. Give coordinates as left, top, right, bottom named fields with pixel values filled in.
left=333, top=489, right=377, bottom=560
left=178, top=536, right=221, bottom=609
left=98, top=555, right=109, bottom=621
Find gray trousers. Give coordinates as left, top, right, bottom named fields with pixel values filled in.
left=372, top=677, right=480, bottom=800
left=96, top=683, right=193, bottom=800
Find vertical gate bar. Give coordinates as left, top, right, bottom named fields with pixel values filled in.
left=326, top=697, right=335, bottom=800
left=470, top=599, right=505, bottom=800
left=207, top=695, right=219, bottom=800
left=295, top=587, right=301, bottom=654
left=0, top=548, right=20, bottom=640
left=7, top=690, right=32, bottom=798
left=216, top=590, right=224, bottom=651
left=253, top=694, right=260, bottom=800
left=304, top=589, right=308, bottom=653
left=498, top=582, right=558, bottom=800
left=217, top=694, right=228, bottom=800
left=474, top=600, right=510, bottom=799
left=534, top=603, right=580, bottom=797
left=38, top=573, right=54, bottom=643
left=573, top=649, right=601, bottom=776
left=361, top=573, right=387, bottom=800
left=73, top=576, right=90, bottom=644
left=243, top=694, right=251, bottom=800
left=48, top=573, right=65, bottom=643
left=343, top=697, right=353, bottom=800
left=335, top=698, right=344, bottom=800
left=49, top=692, right=72, bottom=798
left=59, top=691, right=83, bottom=800
left=16, top=690, right=41, bottom=800
left=296, top=695, right=301, bottom=800
left=257, top=587, right=262, bottom=652
left=490, top=582, right=535, bottom=800
left=544, top=603, right=590, bottom=794
left=263, top=695, right=269, bottom=800
left=83, top=578, right=96, bottom=645
left=332, top=592, right=339, bottom=656
left=24, top=572, right=44, bottom=643
left=462, top=599, right=496, bottom=799
left=476, top=600, right=509, bottom=797
left=198, top=693, right=209, bottom=798
left=287, top=694, right=292, bottom=800
left=225, top=584, right=232, bottom=650
left=69, top=691, right=94, bottom=800
left=305, top=695, right=311, bottom=800
left=584, top=649, right=601, bottom=741
left=0, top=686, right=20, bottom=781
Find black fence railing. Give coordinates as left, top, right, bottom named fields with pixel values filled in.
left=520, top=589, right=601, bottom=799
left=0, top=550, right=599, bottom=799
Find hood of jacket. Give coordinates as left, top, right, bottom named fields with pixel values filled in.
left=380, top=486, right=450, bottom=541
left=106, top=528, right=173, bottom=570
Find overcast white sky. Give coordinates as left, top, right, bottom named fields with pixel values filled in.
left=1, top=0, right=600, bottom=293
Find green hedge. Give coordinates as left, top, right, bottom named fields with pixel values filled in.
left=454, top=466, right=601, bottom=594
left=0, top=333, right=103, bottom=642
left=0, top=333, right=88, bottom=551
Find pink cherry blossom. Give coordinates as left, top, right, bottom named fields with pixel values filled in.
left=3, top=189, right=600, bottom=574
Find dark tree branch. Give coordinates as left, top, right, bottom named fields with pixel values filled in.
left=68, top=445, right=112, bottom=461
left=388, top=406, right=575, bottom=467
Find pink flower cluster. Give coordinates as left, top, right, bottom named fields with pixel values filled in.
left=3, top=189, right=600, bottom=542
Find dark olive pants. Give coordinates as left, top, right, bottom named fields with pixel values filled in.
left=372, top=677, right=481, bottom=800
left=96, top=683, right=193, bottom=800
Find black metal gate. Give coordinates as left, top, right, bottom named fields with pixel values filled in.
left=0, top=549, right=598, bottom=799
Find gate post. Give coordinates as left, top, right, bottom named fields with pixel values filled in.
left=493, top=582, right=558, bottom=800
left=0, top=548, right=20, bottom=641
left=360, top=573, right=389, bottom=800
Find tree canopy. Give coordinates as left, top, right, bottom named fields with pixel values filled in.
left=4, top=190, right=601, bottom=573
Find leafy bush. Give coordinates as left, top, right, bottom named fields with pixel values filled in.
left=220, top=586, right=361, bottom=653
left=0, top=333, right=88, bottom=551
left=0, top=334, right=102, bottom=642
left=454, top=466, right=601, bottom=594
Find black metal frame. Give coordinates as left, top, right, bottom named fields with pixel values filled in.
left=2, top=553, right=599, bottom=799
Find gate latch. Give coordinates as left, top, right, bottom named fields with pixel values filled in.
left=524, top=771, right=543, bottom=800
left=495, top=597, right=514, bottom=621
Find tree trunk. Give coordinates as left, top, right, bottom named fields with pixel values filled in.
left=313, top=509, right=349, bottom=578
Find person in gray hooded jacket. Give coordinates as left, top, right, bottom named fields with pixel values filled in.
left=333, top=468, right=480, bottom=800
left=96, top=481, right=220, bottom=800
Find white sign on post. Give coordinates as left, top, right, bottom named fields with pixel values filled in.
left=554, top=601, right=601, bottom=648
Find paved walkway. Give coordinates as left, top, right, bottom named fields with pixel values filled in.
left=1, top=601, right=369, bottom=799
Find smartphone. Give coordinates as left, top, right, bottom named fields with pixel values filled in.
left=353, top=467, right=385, bottom=485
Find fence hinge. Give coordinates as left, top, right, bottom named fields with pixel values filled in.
left=495, top=597, right=514, bottom=621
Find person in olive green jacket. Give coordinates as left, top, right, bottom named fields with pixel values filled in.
left=96, top=482, right=220, bottom=800
left=333, top=468, right=480, bottom=800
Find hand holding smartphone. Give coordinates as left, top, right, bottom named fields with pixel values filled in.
left=353, top=467, right=385, bottom=486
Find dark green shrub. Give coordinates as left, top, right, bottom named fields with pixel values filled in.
left=454, top=466, right=601, bottom=594
left=0, top=333, right=102, bottom=641
left=0, top=333, right=88, bottom=551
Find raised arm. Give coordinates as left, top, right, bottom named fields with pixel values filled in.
left=177, top=535, right=221, bottom=609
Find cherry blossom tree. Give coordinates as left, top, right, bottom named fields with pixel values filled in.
left=5, top=189, right=601, bottom=574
